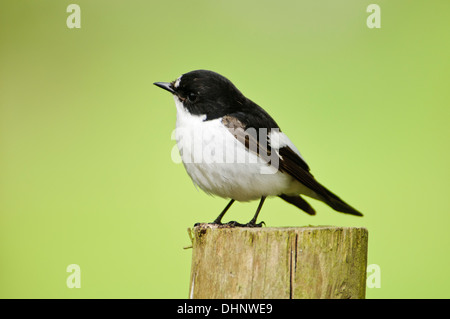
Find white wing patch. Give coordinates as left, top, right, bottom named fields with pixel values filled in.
left=268, top=130, right=307, bottom=163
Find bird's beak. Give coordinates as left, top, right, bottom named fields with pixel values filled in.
left=154, top=82, right=176, bottom=94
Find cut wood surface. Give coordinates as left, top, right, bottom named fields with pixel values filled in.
left=189, top=225, right=368, bottom=299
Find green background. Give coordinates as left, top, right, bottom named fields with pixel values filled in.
left=1, top=0, right=449, bottom=298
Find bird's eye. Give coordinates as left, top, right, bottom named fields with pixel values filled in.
left=188, top=92, right=197, bottom=102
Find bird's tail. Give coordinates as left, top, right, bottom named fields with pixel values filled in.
left=279, top=194, right=316, bottom=215
left=280, top=188, right=362, bottom=217
left=319, top=186, right=363, bottom=216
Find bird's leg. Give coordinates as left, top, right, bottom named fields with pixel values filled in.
left=213, top=199, right=235, bottom=224
left=194, top=199, right=235, bottom=227
left=226, top=196, right=266, bottom=228
left=244, top=196, right=266, bottom=227
left=194, top=197, right=266, bottom=228
left=194, top=199, right=234, bottom=227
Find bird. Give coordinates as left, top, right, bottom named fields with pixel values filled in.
left=154, top=70, right=362, bottom=227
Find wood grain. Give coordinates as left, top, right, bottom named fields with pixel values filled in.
left=189, top=225, right=368, bottom=299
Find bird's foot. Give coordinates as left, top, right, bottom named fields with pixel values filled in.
left=224, top=220, right=265, bottom=228
left=193, top=221, right=230, bottom=228
left=194, top=220, right=265, bottom=228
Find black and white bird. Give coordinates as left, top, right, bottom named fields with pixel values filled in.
left=154, top=70, right=362, bottom=227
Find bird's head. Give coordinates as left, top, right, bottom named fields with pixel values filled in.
left=154, top=70, right=246, bottom=119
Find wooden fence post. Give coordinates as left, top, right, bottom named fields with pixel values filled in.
left=189, top=225, right=368, bottom=299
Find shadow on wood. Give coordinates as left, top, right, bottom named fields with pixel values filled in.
left=189, top=225, right=368, bottom=299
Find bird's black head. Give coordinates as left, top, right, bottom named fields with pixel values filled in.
left=154, top=70, right=247, bottom=120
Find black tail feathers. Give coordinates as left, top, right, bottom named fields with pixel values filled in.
left=279, top=194, right=316, bottom=215
left=320, top=187, right=363, bottom=216
left=279, top=190, right=362, bottom=217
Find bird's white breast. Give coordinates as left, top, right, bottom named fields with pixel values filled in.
left=172, top=97, right=303, bottom=201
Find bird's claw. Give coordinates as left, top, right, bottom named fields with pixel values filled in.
left=224, top=220, right=265, bottom=228
left=194, top=220, right=265, bottom=228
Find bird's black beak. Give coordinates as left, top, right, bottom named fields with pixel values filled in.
left=154, top=82, right=176, bottom=94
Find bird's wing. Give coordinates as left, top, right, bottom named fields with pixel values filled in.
left=222, top=114, right=318, bottom=188
left=221, top=115, right=362, bottom=216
